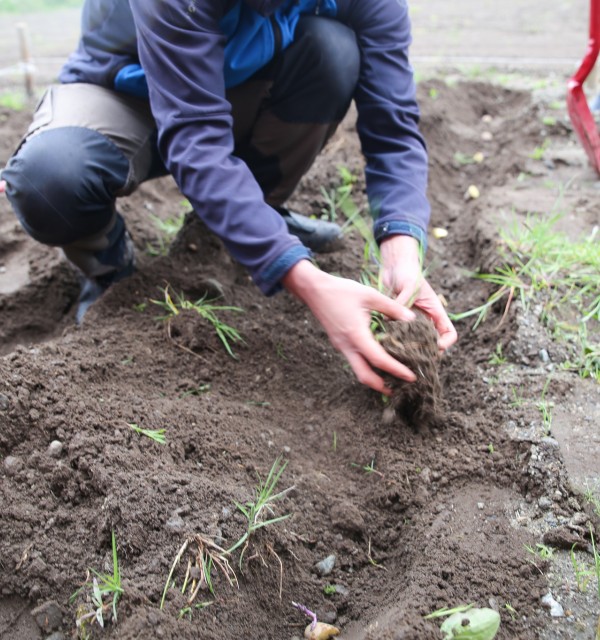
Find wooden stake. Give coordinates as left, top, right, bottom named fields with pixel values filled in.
left=16, top=22, right=34, bottom=99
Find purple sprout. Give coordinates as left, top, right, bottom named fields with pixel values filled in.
left=292, top=601, right=318, bottom=630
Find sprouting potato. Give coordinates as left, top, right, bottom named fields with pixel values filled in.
left=304, top=621, right=341, bottom=640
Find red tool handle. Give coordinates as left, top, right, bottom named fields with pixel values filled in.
left=567, top=0, right=600, bottom=173
left=569, top=0, right=600, bottom=90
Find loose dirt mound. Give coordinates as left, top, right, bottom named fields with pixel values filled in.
left=1, top=80, right=598, bottom=640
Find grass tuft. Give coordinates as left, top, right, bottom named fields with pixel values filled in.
left=0, top=92, right=28, bottom=111
left=71, top=531, right=123, bottom=636
left=145, top=212, right=186, bottom=257
left=450, top=213, right=599, bottom=381
left=228, top=457, right=293, bottom=567
left=128, top=422, right=167, bottom=444
left=0, top=0, right=82, bottom=12
left=151, top=285, right=244, bottom=358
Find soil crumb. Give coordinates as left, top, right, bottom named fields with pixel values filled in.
left=379, top=314, right=442, bottom=428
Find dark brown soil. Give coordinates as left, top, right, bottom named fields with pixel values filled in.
left=1, top=78, right=599, bottom=640
left=379, top=315, right=443, bottom=429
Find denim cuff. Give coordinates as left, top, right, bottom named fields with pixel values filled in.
left=257, top=244, right=312, bottom=296
left=373, top=220, right=428, bottom=253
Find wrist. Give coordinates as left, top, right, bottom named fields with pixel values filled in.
left=380, top=235, right=422, bottom=269
left=281, top=258, right=325, bottom=300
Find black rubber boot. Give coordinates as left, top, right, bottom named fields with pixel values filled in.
left=278, top=208, right=344, bottom=253
left=67, top=216, right=136, bottom=323
left=75, top=255, right=135, bottom=324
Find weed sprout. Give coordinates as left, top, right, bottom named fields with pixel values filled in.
left=128, top=422, right=167, bottom=444
left=152, top=285, right=244, bottom=358
left=228, top=456, right=294, bottom=567
left=71, top=531, right=123, bottom=635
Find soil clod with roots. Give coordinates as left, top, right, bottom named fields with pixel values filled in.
left=379, top=314, right=443, bottom=428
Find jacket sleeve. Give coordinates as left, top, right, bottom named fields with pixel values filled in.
left=336, top=0, right=430, bottom=249
left=128, top=0, right=310, bottom=295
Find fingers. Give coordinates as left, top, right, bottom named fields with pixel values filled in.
left=395, top=277, right=421, bottom=308
left=365, top=288, right=415, bottom=322
left=415, top=299, right=456, bottom=349
left=436, top=320, right=458, bottom=351
left=343, top=325, right=416, bottom=394
left=345, top=351, right=390, bottom=394
left=413, top=282, right=458, bottom=351
left=366, top=342, right=416, bottom=382
left=372, top=277, right=458, bottom=354
left=296, top=272, right=420, bottom=393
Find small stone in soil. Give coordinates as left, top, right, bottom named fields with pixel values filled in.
left=31, top=600, right=63, bottom=632
left=4, top=456, right=23, bottom=475
left=315, top=554, right=336, bottom=576
left=47, top=441, right=63, bottom=458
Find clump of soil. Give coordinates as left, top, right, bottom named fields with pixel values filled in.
left=379, top=314, right=443, bottom=428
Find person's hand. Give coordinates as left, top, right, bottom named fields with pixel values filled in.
left=283, top=259, right=417, bottom=394
left=380, top=234, right=457, bottom=351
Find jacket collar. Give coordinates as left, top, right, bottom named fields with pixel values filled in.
left=242, top=0, right=285, bottom=16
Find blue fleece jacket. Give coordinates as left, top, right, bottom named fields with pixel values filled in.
left=59, top=0, right=429, bottom=295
